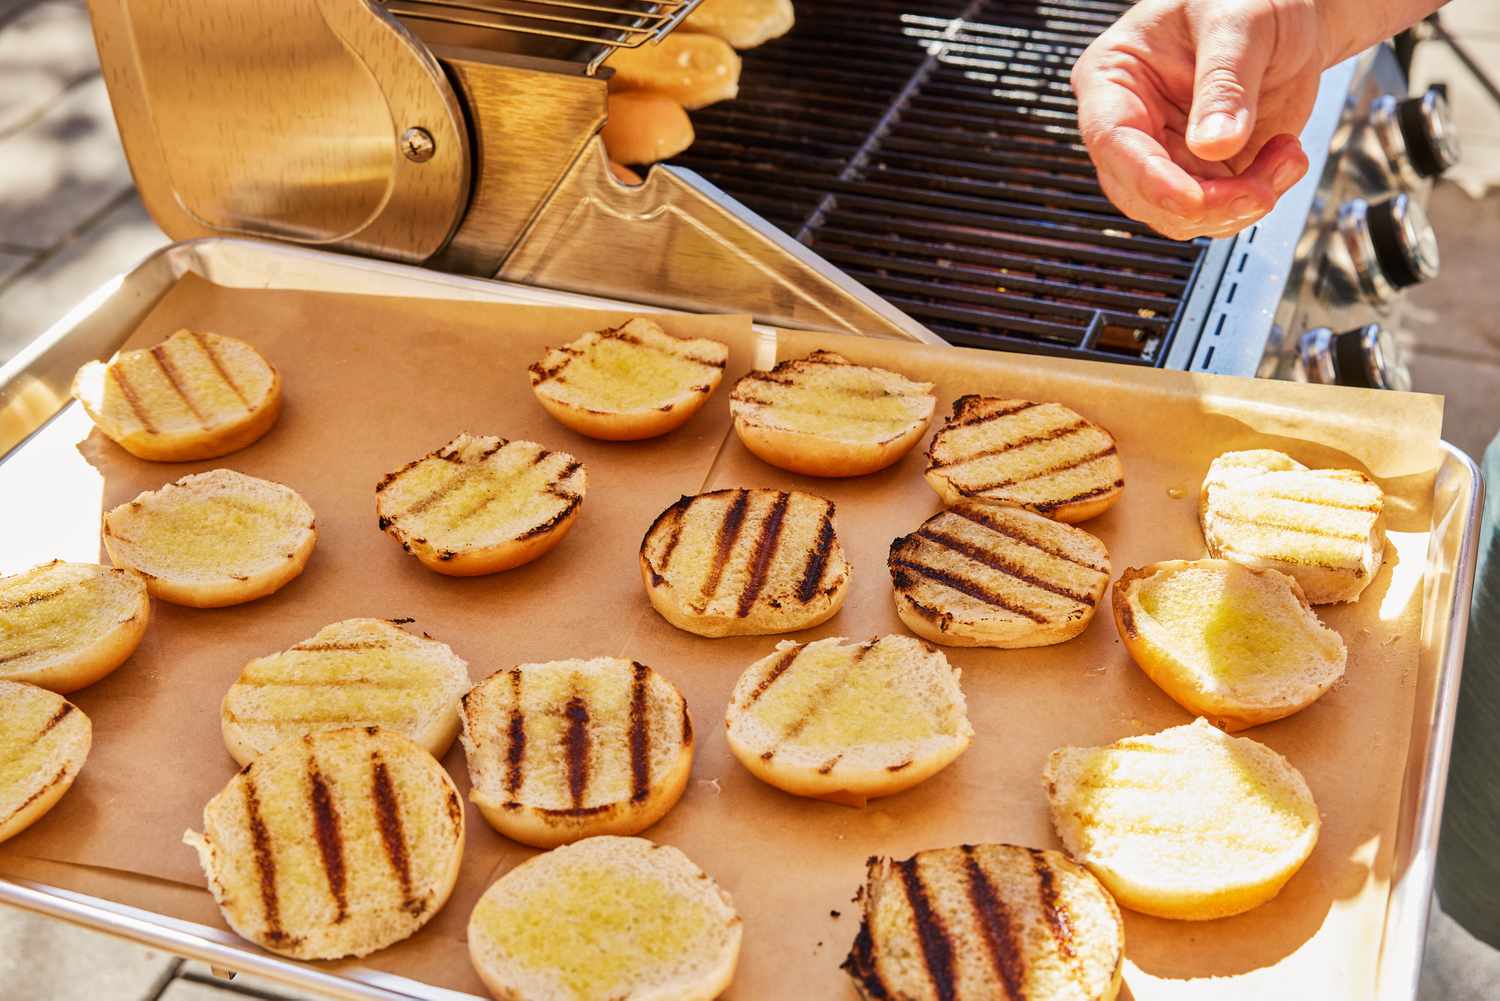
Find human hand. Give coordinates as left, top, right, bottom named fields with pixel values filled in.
left=1071, top=0, right=1330, bottom=241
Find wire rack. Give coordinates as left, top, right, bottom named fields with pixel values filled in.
left=380, top=0, right=704, bottom=71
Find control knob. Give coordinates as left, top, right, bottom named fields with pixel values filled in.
left=1298, top=324, right=1412, bottom=391
left=1372, top=87, right=1461, bottom=183
left=1336, top=193, right=1439, bottom=304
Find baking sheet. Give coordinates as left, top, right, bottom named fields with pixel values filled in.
left=0, top=274, right=1445, bottom=1000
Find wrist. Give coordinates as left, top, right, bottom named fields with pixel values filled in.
left=1314, top=0, right=1443, bottom=68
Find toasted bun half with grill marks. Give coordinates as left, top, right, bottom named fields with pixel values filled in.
left=843, top=844, right=1124, bottom=1001
left=221, top=618, right=472, bottom=767
left=0, top=681, right=91, bottom=844
left=640, top=488, right=850, bottom=637
left=468, top=835, right=741, bottom=1001
left=461, top=658, right=693, bottom=849
left=103, top=469, right=317, bottom=608
left=684, top=0, right=794, bottom=48
left=602, top=91, right=694, bottom=165
left=889, top=501, right=1110, bottom=648
left=184, top=726, right=464, bottom=960
left=606, top=32, right=741, bottom=109
left=1200, top=449, right=1386, bottom=604
left=376, top=433, right=585, bottom=577
left=1113, top=560, right=1347, bottom=731
left=1044, top=718, right=1319, bottom=921
left=0, top=561, right=149, bottom=693
left=724, top=636, right=972, bottom=808
left=925, top=396, right=1124, bottom=522
left=72, top=329, right=280, bottom=462
left=529, top=318, right=729, bottom=441
left=730, top=351, right=936, bottom=478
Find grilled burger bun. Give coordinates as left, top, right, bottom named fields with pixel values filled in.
left=0, top=561, right=149, bottom=693
left=1044, top=718, right=1319, bottom=921
left=1113, top=560, right=1347, bottom=731
left=221, top=618, right=471, bottom=767
left=377, top=433, right=585, bottom=577
left=72, top=329, right=280, bottom=462
left=1201, top=449, right=1386, bottom=604
left=640, top=488, right=851, bottom=637
left=529, top=318, right=729, bottom=441
left=0, top=681, right=90, bottom=844
left=889, top=501, right=1110, bottom=648
left=602, top=91, right=694, bottom=165
left=461, top=658, right=693, bottom=849
left=843, top=844, right=1124, bottom=1001
left=103, top=469, right=316, bottom=608
left=468, top=835, right=741, bottom=1001
left=725, top=636, right=972, bottom=808
left=184, top=727, right=464, bottom=960
left=925, top=396, right=1124, bottom=523
left=684, top=0, right=794, bottom=49
left=606, top=32, right=741, bottom=109
left=729, top=350, right=936, bottom=477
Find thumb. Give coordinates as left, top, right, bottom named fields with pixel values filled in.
left=1187, top=15, right=1274, bottom=162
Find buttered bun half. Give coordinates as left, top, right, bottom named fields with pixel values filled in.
left=103, top=468, right=316, bottom=608
left=606, top=32, right=741, bottom=109
left=0, top=561, right=149, bottom=693
left=468, top=836, right=741, bottom=1001
left=529, top=318, right=729, bottom=441
left=185, top=726, right=464, bottom=960
left=0, top=681, right=91, bottom=844
left=730, top=350, right=936, bottom=477
left=602, top=91, right=694, bottom=165
left=685, top=0, right=794, bottom=49
left=73, top=329, right=280, bottom=461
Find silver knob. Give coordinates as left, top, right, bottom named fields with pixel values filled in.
left=1299, top=324, right=1412, bottom=391
left=1337, top=194, right=1439, bottom=304
left=1372, top=88, right=1461, bottom=184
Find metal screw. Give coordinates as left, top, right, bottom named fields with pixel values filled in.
left=401, top=127, right=435, bottom=163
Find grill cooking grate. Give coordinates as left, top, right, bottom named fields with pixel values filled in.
left=674, top=0, right=1209, bottom=364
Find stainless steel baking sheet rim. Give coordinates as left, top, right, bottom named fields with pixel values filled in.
left=0, top=237, right=1482, bottom=1001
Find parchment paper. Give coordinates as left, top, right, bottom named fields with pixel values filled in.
left=0, top=276, right=1445, bottom=1001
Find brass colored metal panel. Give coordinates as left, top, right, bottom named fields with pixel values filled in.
left=87, top=0, right=469, bottom=262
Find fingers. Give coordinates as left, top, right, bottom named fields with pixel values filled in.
left=1186, top=8, right=1276, bottom=162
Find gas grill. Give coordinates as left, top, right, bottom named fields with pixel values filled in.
left=85, top=0, right=1457, bottom=381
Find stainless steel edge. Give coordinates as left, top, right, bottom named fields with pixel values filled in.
left=1376, top=441, right=1485, bottom=1001
left=0, top=237, right=1482, bottom=1001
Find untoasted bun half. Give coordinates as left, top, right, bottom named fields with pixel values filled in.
left=729, top=350, right=936, bottom=477
left=889, top=501, right=1110, bottom=648
left=72, top=329, right=280, bottom=461
left=529, top=318, right=729, bottom=441
left=724, top=635, right=972, bottom=808
left=640, top=488, right=851, bottom=637
left=468, top=836, right=741, bottom=1001
left=1200, top=449, right=1386, bottom=604
left=461, top=658, right=693, bottom=849
left=103, top=468, right=316, bottom=608
left=221, top=618, right=472, bottom=767
left=843, top=844, right=1124, bottom=1001
left=684, top=0, right=794, bottom=49
left=606, top=32, right=741, bottom=109
left=0, top=561, right=149, bottom=693
left=925, top=396, right=1124, bottom=522
left=184, top=727, right=464, bottom=960
left=602, top=91, right=694, bottom=165
left=1044, top=718, right=1319, bottom=920
left=377, top=433, right=585, bottom=577
left=0, top=681, right=91, bottom=844
left=1113, top=560, right=1347, bottom=731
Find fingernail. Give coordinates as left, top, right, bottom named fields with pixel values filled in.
left=1230, top=196, right=1261, bottom=218
left=1192, top=112, right=1239, bottom=144
left=1273, top=160, right=1303, bottom=192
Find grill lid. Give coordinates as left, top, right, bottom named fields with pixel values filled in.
left=675, top=0, right=1210, bottom=365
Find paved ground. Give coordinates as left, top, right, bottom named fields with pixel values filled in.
left=0, top=1, right=1496, bottom=999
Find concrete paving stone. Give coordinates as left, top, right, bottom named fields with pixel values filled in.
left=0, top=75, right=134, bottom=253
left=0, top=191, right=168, bottom=365
left=1402, top=184, right=1500, bottom=364
left=0, top=0, right=41, bottom=25
left=1437, top=0, right=1500, bottom=41
left=0, top=904, right=177, bottom=1001
left=0, top=246, right=32, bottom=286
left=1407, top=349, right=1500, bottom=461
left=0, top=1, right=99, bottom=136
left=176, top=964, right=313, bottom=1000
left=1422, top=901, right=1500, bottom=1001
